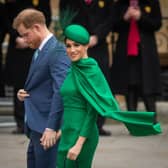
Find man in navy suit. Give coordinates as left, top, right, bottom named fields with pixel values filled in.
left=14, top=9, right=70, bottom=168
left=4, top=0, right=52, bottom=134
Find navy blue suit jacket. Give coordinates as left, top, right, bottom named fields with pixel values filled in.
left=24, top=36, right=70, bottom=133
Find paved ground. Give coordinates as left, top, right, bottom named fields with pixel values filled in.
left=0, top=100, right=168, bottom=168
left=0, top=121, right=168, bottom=168
left=94, top=124, right=168, bottom=168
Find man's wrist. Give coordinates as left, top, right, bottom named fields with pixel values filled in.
left=45, top=128, right=54, bottom=132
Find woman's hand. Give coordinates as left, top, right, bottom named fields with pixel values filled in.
left=124, top=6, right=141, bottom=21
left=131, top=7, right=141, bottom=21
left=67, top=144, right=82, bottom=160
left=67, top=136, right=86, bottom=160
left=124, top=7, right=132, bottom=21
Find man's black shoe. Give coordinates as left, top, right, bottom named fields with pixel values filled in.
left=99, top=129, right=111, bottom=136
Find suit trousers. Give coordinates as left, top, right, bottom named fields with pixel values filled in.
left=27, top=130, right=58, bottom=168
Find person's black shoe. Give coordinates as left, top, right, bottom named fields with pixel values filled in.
left=12, top=127, right=24, bottom=134
left=99, top=129, right=111, bottom=136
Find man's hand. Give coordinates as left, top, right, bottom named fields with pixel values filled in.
left=16, top=37, right=29, bottom=49
left=88, top=35, right=98, bottom=48
left=17, top=89, right=30, bottom=101
left=40, top=129, right=58, bottom=150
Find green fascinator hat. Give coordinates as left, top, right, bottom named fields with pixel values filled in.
left=64, top=24, right=90, bottom=45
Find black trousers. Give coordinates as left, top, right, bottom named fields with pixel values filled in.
left=0, top=30, right=6, bottom=97
left=125, top=85, right=157, bottom=123
left=14, top=87, right=25, bottom=130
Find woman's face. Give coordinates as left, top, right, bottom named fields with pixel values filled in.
left=65, top=39, right=88, bottom=62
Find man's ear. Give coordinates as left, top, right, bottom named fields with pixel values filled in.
left=32, top=23, right=41, bottom=32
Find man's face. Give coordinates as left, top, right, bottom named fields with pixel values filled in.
left=17, top=23, right=41, bottom=49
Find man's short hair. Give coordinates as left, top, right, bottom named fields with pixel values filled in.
left=13, top=8, right=46, bottom=29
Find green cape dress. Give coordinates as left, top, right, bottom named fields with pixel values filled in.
left=71, top=58, right=162, bottom=136
left=57, top=57, right=162, bottom=168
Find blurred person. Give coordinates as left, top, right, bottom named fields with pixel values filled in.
left=110, top=0, right=162, bottom=123
left=4, top=0, right=51, bottom=134
left=0, top=1, right=8, bottom=97
left=14, top=8, right=70, bottom=168
left=59, top=0, right=114, bottom=136
left=57, top=24, right=162, bottom=168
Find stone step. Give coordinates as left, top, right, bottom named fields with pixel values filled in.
left=0, top=97, right=167, bottom=115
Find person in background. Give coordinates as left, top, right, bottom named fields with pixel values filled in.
left=59, top=0, right=114, bottom=136
left=0, top=1, right=8, bottom=97
left=57, top=24, right=162, bottom=168
left=4, top=0, right=51, bottom=134
left=110, top=0, right=162, bottom=123
left=15, top=9, right=70, bottom=168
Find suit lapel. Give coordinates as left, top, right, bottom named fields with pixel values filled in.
left=25, top=36, right=56, bottom=87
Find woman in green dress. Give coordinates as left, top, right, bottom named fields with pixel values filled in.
left=57, top=24, right=162, bottom=168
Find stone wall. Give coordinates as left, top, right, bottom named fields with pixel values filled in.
left=156, top=0, right=168, bottom=66
left=160, top=0, right=168, bottom=17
